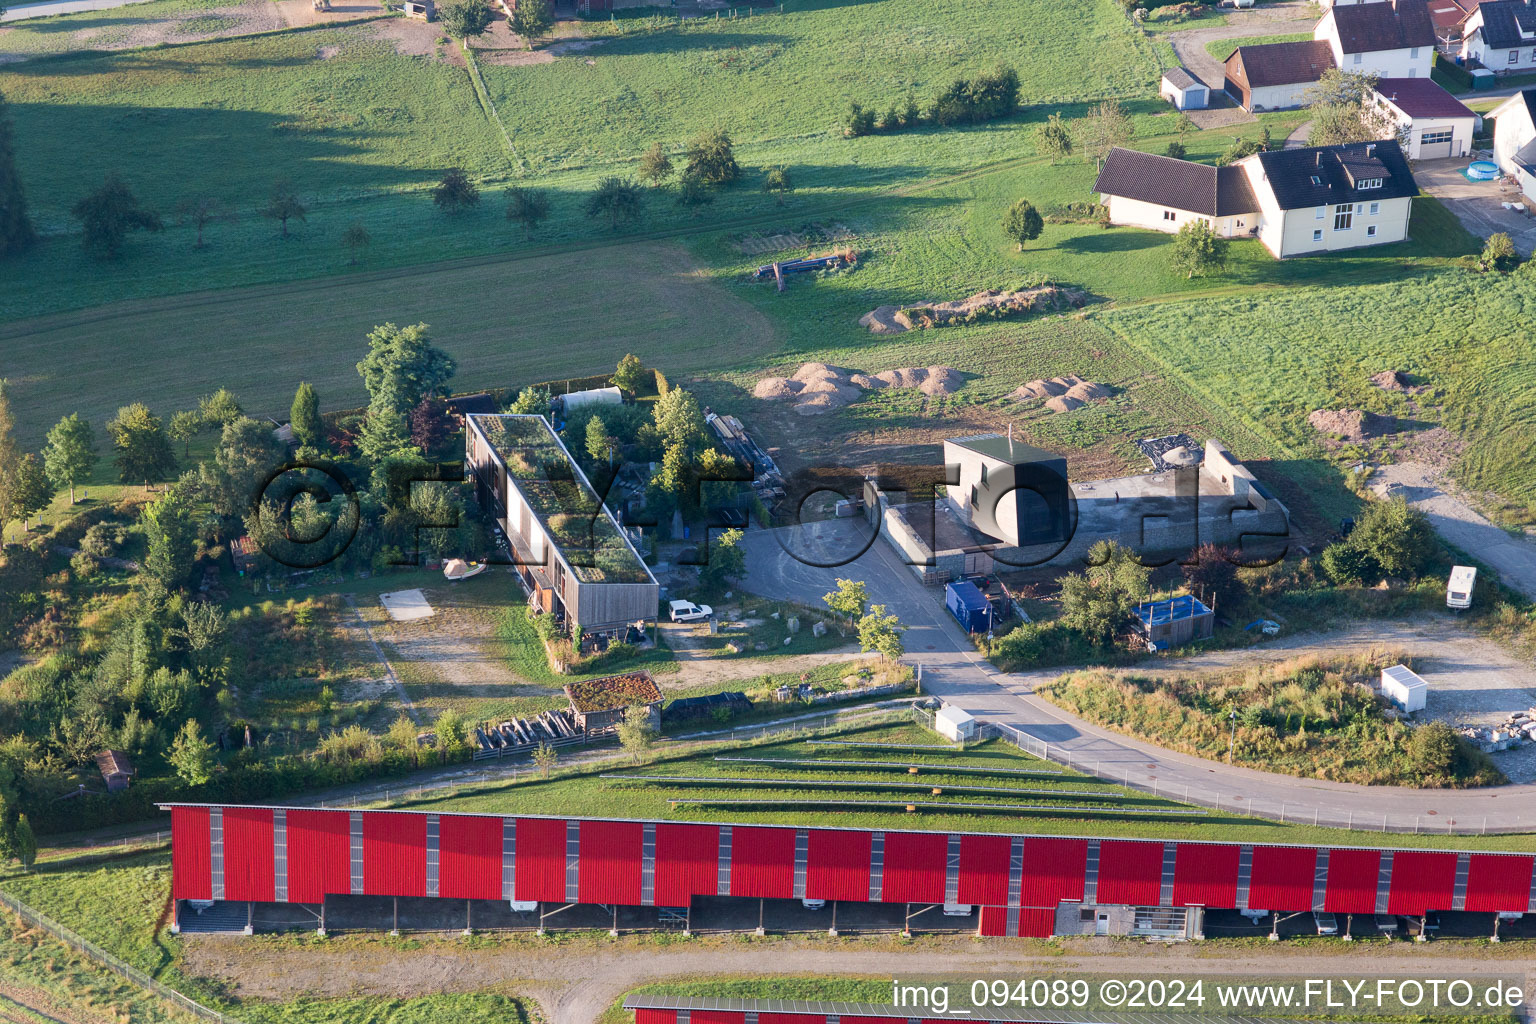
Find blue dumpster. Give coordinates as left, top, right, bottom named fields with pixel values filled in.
left=945, top=580, right=994, bottom=633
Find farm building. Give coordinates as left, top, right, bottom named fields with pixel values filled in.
left=934, top=704, right=978, bottom=743
left=1222, top=39, right=1337, bottom=111
left=1134, top=595, right=1215, bottom=650
left=163, top=803, right=1536, bottom=940
left=445, top=393, right=497, bottom=425
left=1372, top=77, right=1479, bottom=157
left=1381, top=664, right=1428, bottom=712
left=623, top=998, right=1343, bottom=1024
left=564, top=672, right=664, bottom=731
left=465, top=414, right=658, bottom=639
left=663, top=691, right=753, bottom=724
left=94, top=750, right=135, bottom=792
left=1160, top=67, right=1210, bottom=109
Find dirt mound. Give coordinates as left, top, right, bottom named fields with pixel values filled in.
left=1011, top=374, right=1084, bottom=400
left=1064, top=380, right=1112, bottom=401
left=1308, top=408, right=1397, bottom=441
left=756, top=361, right=963, bottom=413
left=919, top=366, right=963, bottom=395
left=863, top=283, right=1088, bottom=333
left=1045, top=395, right=1086, bottom=413
left=1163, top=445, right=1200, bottom=466
left=1370, top=370, right=1412, bottom=391
left=792, top=362, right=848, bottom=384
left=858, top=306, right=906, bottom=335
left=753, top=377, right=803, bottom=399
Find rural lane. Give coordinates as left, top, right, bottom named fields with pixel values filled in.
left=740, top=522, right=1536, bottom=833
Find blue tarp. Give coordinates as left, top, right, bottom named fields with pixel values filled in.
left=1135, top=594, right=1212, bottom=626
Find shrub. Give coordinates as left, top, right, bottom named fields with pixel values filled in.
left=1479, top=232, right=1519, bottom=272
left=845, top=102, right=877, bottom=138
left=69, top=550, right=100, bottom=578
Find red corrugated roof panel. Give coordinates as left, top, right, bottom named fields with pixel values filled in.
left=1247, top=845, right=1316, bottom=912
left=285, top=809, right=350, bottom=904
left=730, top=826, right=795, bottom=899
left=958, top=834, right=1010, bottom=906
left=1172, top=843, right=1239, bottom=908
left=171, top=806, right=211, bottom=902
left=223, top=806, right=274, bottom=903
left=579, top=820, right=643, bottom=905
left=439, top=814, right=502, bottom=901
left=654, top=823, right=718, bottom=907
left=362, top=811, right=426, bottom=897
left=1464, top=853, right=1534, bottom=913
left=1020, top=837, right=1086, bottom=906
left=806, top=829, right=871, bottom=902
left=1097, top=840, right=1162, bottom=907
left=1018, top=906, right=1055, bottom=937
left=1387, top=850, right=1457, bottom=915
left=880, top=831, right=946, bottom=904
left=1324, top=848, right=1380, bottom=914
left=515, top=817, right=568, bottom=903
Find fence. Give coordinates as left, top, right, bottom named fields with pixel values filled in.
left=0, top=889, right=242, bottom=1024
left=983, top=721, right=1510, bottom=836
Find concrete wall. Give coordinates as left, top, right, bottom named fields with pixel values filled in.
left=1102, top=195, right=1254, bottom=236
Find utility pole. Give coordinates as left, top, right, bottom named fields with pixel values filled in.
left=1228, top=708, right=1237, bottom=765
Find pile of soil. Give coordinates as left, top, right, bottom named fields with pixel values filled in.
left=859, top=284, right=1088, bottom=333
left=754, top=362, right=963, bottom=415
left=1370, top=370, right=1412, bottom=391
left=1307, top=408, right=1398, bottom=441
left=1010, top=374, right=1112, bottom=412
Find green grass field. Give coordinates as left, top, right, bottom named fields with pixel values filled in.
left=1203, top=30, right=1311, bottom=61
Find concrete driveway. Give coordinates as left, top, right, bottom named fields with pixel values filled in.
left=1416, top=157, right=1536, bottom=255
left=1163, top=0, right=1316, bottom=127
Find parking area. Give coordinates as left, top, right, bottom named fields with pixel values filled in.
left=1415, top=158, right=1536, bottom=256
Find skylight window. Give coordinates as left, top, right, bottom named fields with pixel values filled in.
left=1310, top=175, right=1323, bottom=185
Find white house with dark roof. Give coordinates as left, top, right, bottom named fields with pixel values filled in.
left=1460, top=0, right=1536, bottom=70
left=1489, top=89, right=1536, bottom=198
left=1095, top=141, right=1419, bottom=258
left=1316, top=0, right=1437, bottom=76
left=1093, top=148, right=1259, bottom=237
left=1372, top=77, right=1480, bottom=156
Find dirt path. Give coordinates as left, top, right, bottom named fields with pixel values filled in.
left=179, top=932, right=1536, bottom=1023
left=342, top=594, right=421, bottom=724
left=1164, top=1, right=1316, bottom=99
left=0, top=983, right=105, bottom=1024
left=657, top=620, right=864, bottom=688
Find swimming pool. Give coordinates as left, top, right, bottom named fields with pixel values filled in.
left=1467, top=160, right=1500, bottom=181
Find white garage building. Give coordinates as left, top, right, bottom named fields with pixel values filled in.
left=1372, top=77, right=1480, bottom=158
left=1160, top=67, right=1210, bottom=110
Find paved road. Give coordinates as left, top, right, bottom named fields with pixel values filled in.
left=740, top=523, right=1536, bottom=833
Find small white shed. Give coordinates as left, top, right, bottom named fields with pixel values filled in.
left=934, top=704, right=977, bottom=742
left=1160, top=67, right=1209, bottom=111
left=1381, top=664, right=1427, bottom=713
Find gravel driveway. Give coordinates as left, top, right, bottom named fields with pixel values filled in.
left=1163, top=0, right=1318, bottom=121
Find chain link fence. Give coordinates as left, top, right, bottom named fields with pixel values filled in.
left=983, top=720, right=1508, bottom=836
left=0, top=889, right=242, bottom=1024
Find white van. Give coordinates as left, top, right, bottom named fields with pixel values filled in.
left=1447, top=566, right=1477, bottom=610
left=942, top=902, right=973, bottom=917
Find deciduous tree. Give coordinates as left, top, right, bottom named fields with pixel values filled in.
left=617, top=703, right=655, bottom=763
left=857, top=603, right=904, bottom=661
left=72, top=174, right=162, bottom=258
left=639, top=142, right=673, bottom=188
left=585, top=176, right=644, bottom=230
left=504, top=185, right=550, bottom=239
left=106, top=403, right=176, bottom=487
left=1078, top=99, right=1133, bottom=170
left=1169, top=219, right=1229, bottom=279
left=357, top=321, right=457, bottom=417
left=8, top=454, right=50, bottom=530
left=169, top=720, right=215, bottom=786
left=508, top=0, right=552, bottom=47
left=584, top=413, right=614, bottom=464
left=760, top=164, right=793, bottom=204
left=699, top=526, right=745, bottom=588
left=263, top=180, right=307, bottom=238
left=168, top=410, right=202, bottom=459
left=509, top=384, right=551, bottom=414
left=43, top=413, right=97, bottom=505
left=212, top=416, right=286, bottom=518
left=1036, top=112, right=1073, bottom=164
left=1058, top=540, right=1149, bottom=646
left=684, top=128, right=739, bottom=186
left=439, top=0, right=493, bottom=38
left=432, top=167, right=480, bottom=211
left=823, top=577, right=868, bottom=624
left=612, top=353, right=647, bottom=394
left=198, top=388, right=243, bottom=427
left=342, top=220, right=372, bottom=264
left=142, top=486, right=198, bottom=589
left=1002, top=198, right=1043, bottom=251
left=174, top=195, right=235, bottom=249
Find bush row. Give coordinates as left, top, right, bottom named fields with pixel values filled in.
left=846, top=65, right=1020, bottom=137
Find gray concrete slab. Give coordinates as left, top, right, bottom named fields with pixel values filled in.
left=1415, top=157, right=1536, bottom=256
